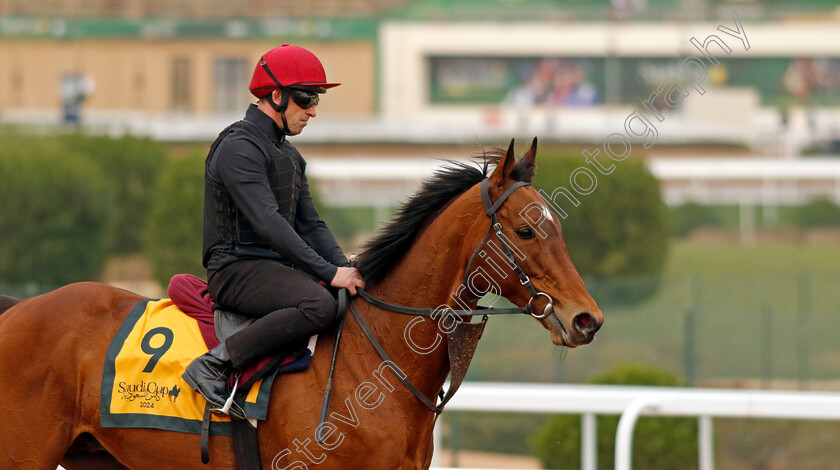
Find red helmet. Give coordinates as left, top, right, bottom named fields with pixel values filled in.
left=249, top=44, right=340, bottom=99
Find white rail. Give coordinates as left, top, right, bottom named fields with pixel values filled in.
left=435, top=382, right=840, bottom=470
left=58, top=382, right=840, bottom=470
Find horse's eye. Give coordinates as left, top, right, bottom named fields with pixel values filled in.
left=515, top=227, right=535, bottom=239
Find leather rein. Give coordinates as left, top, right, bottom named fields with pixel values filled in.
left=317, top=178, right=556, bottom=458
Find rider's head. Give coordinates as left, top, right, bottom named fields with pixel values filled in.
left=249, top=44, right=340, bottom=136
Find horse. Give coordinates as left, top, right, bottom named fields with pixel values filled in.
left=0, top=138, right=602, bottom=469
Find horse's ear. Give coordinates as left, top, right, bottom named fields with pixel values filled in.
left=520, top=136, right=538, bottom=174
left=489, top=139, right=516, bottom=186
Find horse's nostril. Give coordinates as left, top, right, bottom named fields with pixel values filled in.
left=573, top=312, right=599, bottom=333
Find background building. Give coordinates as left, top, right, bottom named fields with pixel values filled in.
left=1, top=0, right=839, bottom=150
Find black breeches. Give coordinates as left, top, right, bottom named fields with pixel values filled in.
left=207, top=259, right=337, bottom=369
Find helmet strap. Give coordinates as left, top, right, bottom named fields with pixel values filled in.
left=268, top=89, right=292, bottom=136
left=261, top=56, right=293, bottom=136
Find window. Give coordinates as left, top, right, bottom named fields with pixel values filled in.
left=171, top=56, right=192, bottom=112
left=213, top=57, right=250, bottom=114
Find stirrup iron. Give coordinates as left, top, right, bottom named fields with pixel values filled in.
left=211, top=372, right=245, bottom=418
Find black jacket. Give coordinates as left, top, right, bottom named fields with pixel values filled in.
left=203, top=104, right=348, bottom=282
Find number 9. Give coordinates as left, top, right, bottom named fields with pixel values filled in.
left=141, top=327, right=174, bottom=373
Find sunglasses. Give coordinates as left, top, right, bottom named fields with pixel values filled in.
left=287, top=87, right=320, bottom=109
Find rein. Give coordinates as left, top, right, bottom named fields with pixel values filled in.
left=355, top=288, right=530, bottom=317
left=317, top=178, right=557, bottom=461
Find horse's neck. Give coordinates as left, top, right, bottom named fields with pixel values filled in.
left=358, top=206, right=479, bottom=401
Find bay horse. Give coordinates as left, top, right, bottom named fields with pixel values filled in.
left=0, top=138, right=602, bottom=469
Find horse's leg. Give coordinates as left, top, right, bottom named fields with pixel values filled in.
left=0, top=283, right=142, bottom=469
left=0, top=410, right=74, bottom=466
left=0, top=382, right=76, bottom=467
left=0, top=307, right=79, bottom=468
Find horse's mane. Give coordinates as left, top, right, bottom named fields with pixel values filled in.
left=355, top=147, right=535, bottom=284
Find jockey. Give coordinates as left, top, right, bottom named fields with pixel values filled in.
left=182, top=44, right=365, bottom=414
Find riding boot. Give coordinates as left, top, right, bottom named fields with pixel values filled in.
left=181, top=343, right=245, bottom=419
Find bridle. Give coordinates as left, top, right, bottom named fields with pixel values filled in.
left=317, top=177, right=562, bottom=459
left=466, top=178, right=555, bottom=319
left=356, top=177, right=556, bottom=319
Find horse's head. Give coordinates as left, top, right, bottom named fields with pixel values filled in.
left=355, top=138, right=602, bottom=347
left=467, top=138, right=603, bottom=348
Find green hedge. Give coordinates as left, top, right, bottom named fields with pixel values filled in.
left=307, top=177, right=377, bottom=244
left=669, top=199, right=840, bottom=234
left=787, top=198, right=840, bottom=227
left=441, top=411, right=550, bottom=457
left=532, top=364, right=697, bottom=470
left=144, top=152, right=206, bottom=287
left=61, top=133, right=166, bottom=253
left=0, top=128, right=166, bottom=289
left=670, top=202, right=724, bottom=237
left=0, top=135, right=115, bottom=285
left=532, top=152, right=669, bottom=305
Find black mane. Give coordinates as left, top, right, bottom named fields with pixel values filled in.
left=355, top=147, right=535, bottom=284
left=0, top=295, right=18, bottom=316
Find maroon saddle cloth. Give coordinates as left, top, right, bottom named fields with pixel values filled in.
left=167, top=274, right=312, bottom=390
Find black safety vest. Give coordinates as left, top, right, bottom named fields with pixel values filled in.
left=203, top=120, right=302, bottom=267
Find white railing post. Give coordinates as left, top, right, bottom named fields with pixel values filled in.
left=614, top=397, right=663, bottom=470
left=699, top=415, right=714, bottom=470
left=432, top=416, right=442, bottom=467
left=581, top=412, right=597, bottom=470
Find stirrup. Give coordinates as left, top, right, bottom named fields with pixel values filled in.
left=210, top=373, right=246, bottom=419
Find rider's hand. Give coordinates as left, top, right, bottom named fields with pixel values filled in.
left=331, top=266, right=366, bottom=296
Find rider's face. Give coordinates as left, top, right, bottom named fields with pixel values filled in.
left=274, top=90, right=317, bottom=136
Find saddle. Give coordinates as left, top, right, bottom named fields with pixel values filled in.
left=167, top=274, right=315, bottom=469
left=168, top=274, right=314, bottom=390
left=214, top=308, right=254, bottom=344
